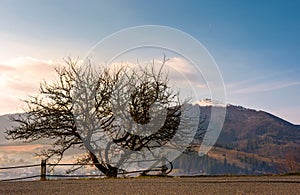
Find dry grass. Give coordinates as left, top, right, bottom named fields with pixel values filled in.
left=1, top=176, right=300, bottom=194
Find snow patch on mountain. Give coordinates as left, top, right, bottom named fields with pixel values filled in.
left=195, top=98, right=227, bottom=107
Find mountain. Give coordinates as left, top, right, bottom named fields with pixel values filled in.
left=173, top=100, right=300, bottom=175
left=0, top=114, right=19, bottom=145
left=1, top=100, right=300, bottom=175
left=216, top=105, right=300, bottom=156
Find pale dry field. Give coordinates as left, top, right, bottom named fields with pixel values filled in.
left=1, top=176, right=300, bottom=194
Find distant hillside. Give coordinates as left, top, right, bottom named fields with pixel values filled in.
left=174, top=103, right=300, bottom=175
left=0, top=114, right=19, bottom=145
left=0, top=113, right=53, bottom=146
left=217, top=105, right=300, bottom=158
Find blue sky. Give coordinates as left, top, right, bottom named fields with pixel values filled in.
left=0, top=0, right=299, bottom=123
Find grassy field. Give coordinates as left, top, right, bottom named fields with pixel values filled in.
left=1, top=176, right=300, bottom=194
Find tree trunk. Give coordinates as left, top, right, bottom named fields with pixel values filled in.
left=89, top=151, right=118, bottom=178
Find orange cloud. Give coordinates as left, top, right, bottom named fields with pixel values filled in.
left=0, top=144, right=46, bottom=152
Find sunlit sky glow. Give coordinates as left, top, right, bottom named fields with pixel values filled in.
left=0, top=0, right=300, bottom=124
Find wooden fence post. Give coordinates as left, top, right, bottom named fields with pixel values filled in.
left=40, top=159, right=47, bottom=181
left=161, top=160, right=167, bottom=176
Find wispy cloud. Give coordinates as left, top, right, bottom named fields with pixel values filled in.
left=108, top=56, right=210, bottom=101
left=0, top=57, right=56, bottom=114
left=0, top=64, right=15, bottom=72
left=228, top=80, right=300, bottom=94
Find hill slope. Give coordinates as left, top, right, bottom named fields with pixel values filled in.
left=173, top=103, right=300, bottom=175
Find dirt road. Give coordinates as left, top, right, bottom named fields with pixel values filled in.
left=1, top=176, right=300, bottom=194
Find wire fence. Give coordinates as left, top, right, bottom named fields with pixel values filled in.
left=0, top=163, right=40, bottom=182
left=0, top=159, right=173, bottom=182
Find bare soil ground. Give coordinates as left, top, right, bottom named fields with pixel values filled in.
left=1, top=176, right=300, bottom=195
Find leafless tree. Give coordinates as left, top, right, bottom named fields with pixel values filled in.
left=6, top=56, right=197, bottom=177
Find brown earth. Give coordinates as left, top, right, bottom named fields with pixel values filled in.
left=0, top=176, right=300, bottom=195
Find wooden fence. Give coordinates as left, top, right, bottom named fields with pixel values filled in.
left=0, top=159, right=173, bottom=182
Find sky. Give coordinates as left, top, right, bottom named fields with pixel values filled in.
left=0, top=0, right=299, bottom=124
